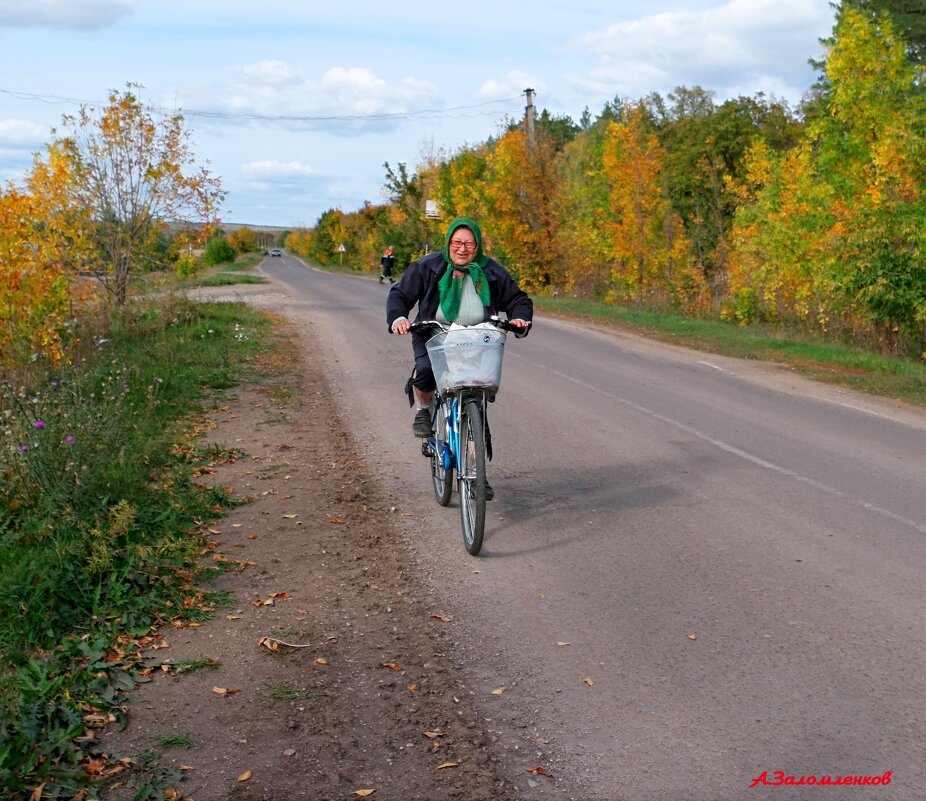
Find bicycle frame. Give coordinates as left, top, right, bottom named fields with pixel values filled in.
left=434, top=389, right=485, bottom=476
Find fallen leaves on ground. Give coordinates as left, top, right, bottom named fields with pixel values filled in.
left=491, top=687, right=507, bottom=696
left=237, top=770, right=252, bottom=782
left=381, top=662, right=401, bottom=671
left=259, top=637, right=279, bottom=652
left=354, top=791, right=376, bottom=798
left=430, top=613, right=451, bottom=622
left=556, top=641, right=570, bottom=647
left=212, top=687, right=240, bottom=696
left=213, top=554, right=255, bottom=570
left=435, top=761, right=459, bottom=770
left=582, top=678, right=594, bottom=686
left=252, top=591, right=289, bottom=607
left=527, top=766, right=554, bottom=778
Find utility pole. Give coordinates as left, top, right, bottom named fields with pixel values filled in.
left=523, top=87, right=536, bottom=156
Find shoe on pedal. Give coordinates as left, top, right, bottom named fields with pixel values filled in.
left=484, top=481, right=495, bottom=501
left=413, top=408, right=431, bottom=438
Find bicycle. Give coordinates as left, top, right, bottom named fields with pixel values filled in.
left=409, top=316, right=523, bottom=556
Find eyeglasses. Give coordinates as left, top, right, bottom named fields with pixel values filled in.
left=449, top=239, right=476, bottom=251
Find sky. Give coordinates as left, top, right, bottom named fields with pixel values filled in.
left=0, top=0, right=837, bottom=228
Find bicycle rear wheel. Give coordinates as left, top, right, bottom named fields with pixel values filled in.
left=458, top=399, right=486, bottom=555
left=430, top=400, right=453, bottom=506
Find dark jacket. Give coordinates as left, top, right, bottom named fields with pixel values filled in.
left=386, top=251, right=533, bottom=360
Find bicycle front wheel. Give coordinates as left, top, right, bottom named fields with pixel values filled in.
left=430, top=400, right=453, bottom=506
left=458, top=399, right=486, bottom=556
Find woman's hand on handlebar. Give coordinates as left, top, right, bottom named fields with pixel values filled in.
left=489, top=315, right=531, bottom=334
left=392, top=317, right=411, bottom=336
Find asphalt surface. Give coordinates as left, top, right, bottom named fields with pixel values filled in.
left=254, top=254, right=926, bottom=800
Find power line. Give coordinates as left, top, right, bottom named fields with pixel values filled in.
left=0, top=86, right=520, bottom=123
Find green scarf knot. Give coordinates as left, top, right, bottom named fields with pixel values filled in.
left=437, top=262, right=491, bottom=323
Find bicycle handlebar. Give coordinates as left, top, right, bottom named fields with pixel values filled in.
left=409, top=316, right=530, bottom=336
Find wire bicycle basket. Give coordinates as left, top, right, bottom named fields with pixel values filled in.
left=425, top=324, right=506, bottom=397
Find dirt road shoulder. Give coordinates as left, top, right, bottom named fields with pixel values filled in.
left=100, top=301, right=539, bottom=800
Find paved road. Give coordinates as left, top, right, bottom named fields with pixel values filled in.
left=256, top=254, right=926, bottom=800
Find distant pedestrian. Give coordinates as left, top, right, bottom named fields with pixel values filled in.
left=379, top=246, right=396, bottom=284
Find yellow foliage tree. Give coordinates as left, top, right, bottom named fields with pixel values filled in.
left=228, top=226, right=257, bottom=253
left=0, top=141, right=96, bottom=369
left=483, top=129, right=560, bottom=290
left=603, top=104, right=703, bottom=310
left=555, top=123, right=615, bottom=296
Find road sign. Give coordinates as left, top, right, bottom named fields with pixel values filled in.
left=337, top=243, right=346, bottom=252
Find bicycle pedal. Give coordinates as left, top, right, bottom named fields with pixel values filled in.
left=421, top=441, right=434, bottom=457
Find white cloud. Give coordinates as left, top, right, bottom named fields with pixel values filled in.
left=188, top=61, right=441, bottom=133
left=477, top=70, right=546, bottom=102
left=0, top=119, right=46, bottom=148
left=239, top=60, right=301, bottom=86
left=568, top=0, right=833, bottom=103
left=0, top=0, right=132, bottom=30
left=241, top=160, right=317, bottom=180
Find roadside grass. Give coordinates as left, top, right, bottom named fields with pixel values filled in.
left=0, top=293, right=274, bottom=799
left=169, top=657, right=221, bottom=676
left=151, top=734, right=195, bottom=749
left=534, top=296, right=926, bottom=409
left=185, top=251, right=268, bottom=287
left=196, top=272, right=266, bottom=286
left=221, top=253, right=263, bottom=272
left=264, top=679, right=312, bottom=702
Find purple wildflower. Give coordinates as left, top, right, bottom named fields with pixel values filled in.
left=33, top=421, right=45, bottom=429
left=66, top=435, right=75, bottom=444
left=19, top=444, right=27, bottom=452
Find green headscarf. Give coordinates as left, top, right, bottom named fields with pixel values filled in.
left=437, top=217, right=491, bottom=323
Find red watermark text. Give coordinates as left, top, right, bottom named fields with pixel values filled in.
left=750, top=770, right=892, bottom=788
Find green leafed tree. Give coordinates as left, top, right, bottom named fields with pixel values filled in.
left=307, top=208, right=345, bottom=265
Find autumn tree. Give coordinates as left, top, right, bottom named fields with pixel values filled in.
left=307, top=208, right=346, bottom=265
left=483, top=128, right=560, bottom=290
left=823, top=6, right=926, bottom=350
left=843, top=0, right=926, bottom=63
left=724, top=140, right=839, bottom=327
left=648, top=87, right=801, bottom=287
left=56, top=87, right=224, bottom=304
left=554, top=117, right=614, bottom=295
left=727, top=8, right=926, bottom=352
left=603, top=103, right=703, bottom=310
left=435, top=145, right=491, bottom=226
left=228, top=226, right=257, bottom=253
left=0, top=141, right=97, bottom=368
left=284, top=227, right=313, bottom=258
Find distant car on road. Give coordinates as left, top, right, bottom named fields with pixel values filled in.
left=270, top=249, right=282, bottom=257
